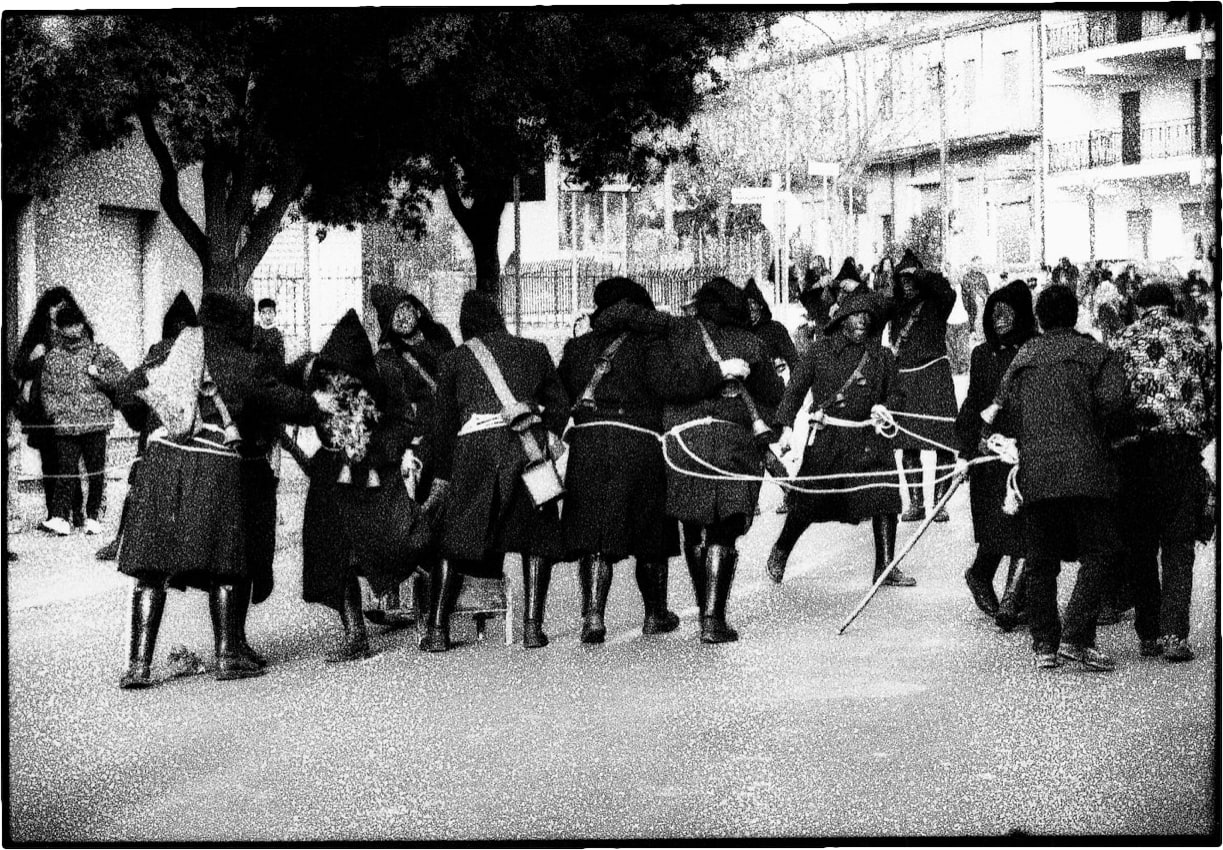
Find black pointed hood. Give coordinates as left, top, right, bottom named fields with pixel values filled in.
left=833, top=257, right=863, bottom=286
left=896, top=248, right=923, bottom=276
left=825, top=291, right=884, bottom=336
left=742, top=278, right=773, bottom=322
left=592, top=277, right=655, bottom=320
left=370, top=284, right=452, bottom=349
left=459, top=291, right=506, bottom=341
left=317, top=309, right=382, bottom=396
left=694, top=277, right=750, bottom=328
left=161, top=291, right=199, bottom=341
left=983, top=280, right=1036, bottom=351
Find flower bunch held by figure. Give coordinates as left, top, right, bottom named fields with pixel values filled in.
left=320, top=371, right=382, bottom=464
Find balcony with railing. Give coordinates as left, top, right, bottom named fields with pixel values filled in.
left=1046, top=11, right=1202, bottom=59
left=1047, top=118, right=1199, bottom=174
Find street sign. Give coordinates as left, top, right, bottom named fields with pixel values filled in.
left=807, top=160, right=840, bottom=178
left=731, top=186, right=777, bottom=205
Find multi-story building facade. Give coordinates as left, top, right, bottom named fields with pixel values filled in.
left=1043, top=8, right=1216, bottom=270
left=694, top=11, right=1045, bottom=279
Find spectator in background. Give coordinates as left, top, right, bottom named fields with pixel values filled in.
left=1094, top=277, right=1126, bottom=344
left=253, top=298, right=286, bottom=366
left=1111, top=283, right=1215, bottom=663
left=1052, top=257, right=1079, bottom=293
left=14, top=287, right=89, bottom=528
left=946, top=275, right=971, bottom=375
left=989, top=285, right=1127, bottom=671
left=961, top=257, right=991, bottom=337
left=38, top=305, right=129, bottom=536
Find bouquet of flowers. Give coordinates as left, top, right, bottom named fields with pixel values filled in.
left=321, top=370, right=382, bottom=463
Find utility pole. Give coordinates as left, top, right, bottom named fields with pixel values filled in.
left=512, top=174, right=522, bottom=335
left=938, top=26, right=949, bottom=266
left=1035, top=17, right=1047, bottom=268
left=1201, top=14, right=1215, bottom=281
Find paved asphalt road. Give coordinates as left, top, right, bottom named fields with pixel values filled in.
left=5, top=459, right=1218, bottom=842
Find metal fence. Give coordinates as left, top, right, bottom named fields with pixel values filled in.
left=1047, top=119, right=1197, bottom=173
left=249, top=267, right=362, bottom=359
left=494, top=262, right=729, bottom=326
left=1046, top=10, right=1192, bottom=58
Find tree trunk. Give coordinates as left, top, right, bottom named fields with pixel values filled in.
left=443, top=175, right=510, bottom=296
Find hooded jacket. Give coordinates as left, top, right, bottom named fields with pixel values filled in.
left=742, top=277, right=799, bottom=367
left=40, top=332, right=127, bottom=436
left=887, top=253, right=955, bottom=368
left=955, top=281, right=1035, bottom=458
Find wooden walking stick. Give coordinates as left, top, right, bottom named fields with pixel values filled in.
left=837, top=466, right=969, bottom=635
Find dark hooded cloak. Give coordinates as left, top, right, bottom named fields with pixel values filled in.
left=161, top=291, right=199, bottom=342
left=694, top=277, right=750, bottom=329
left=459, top=290, right=507, bottom=341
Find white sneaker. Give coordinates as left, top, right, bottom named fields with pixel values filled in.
left=40, top=517, right=72, bottom=536
left=83, top=518, right=104, bottom=535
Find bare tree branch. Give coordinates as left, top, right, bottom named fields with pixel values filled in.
left=137, top=105, right=208, bottom=263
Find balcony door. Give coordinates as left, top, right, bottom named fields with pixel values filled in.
left=1117, top=11, right=1142, bottom=42
left=1121, top=91, right=1141, bottom=165
left=1126, top=209, right=1151, bottom=261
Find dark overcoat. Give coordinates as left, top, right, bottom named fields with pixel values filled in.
left=662, top=316, right=784, bottom=525
left=558, top=312, right=721, bottom=562
left=887, top=270, right=959, bottom=452
left=120, top=294, right=320, bottom=601
left=954, top=281, right=1034, bottom=555
left=433, top=331, right=570, bottom=571
left=776, top=317, right=904, bottom=524
left=296, top=328, right=424, bottom=611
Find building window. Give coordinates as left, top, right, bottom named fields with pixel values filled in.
left=1001, top=51, right=1019, bottom=107
left=877, top=74, right=893, bottom=120
left=917, top=183, right=941, bottom=212
left=881, top=214, right=894, bottom=246
left=962, top=58, right=976, bottom=108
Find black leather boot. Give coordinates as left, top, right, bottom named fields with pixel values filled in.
left=636, top=559, right=680, bottom=634
left=964, top=549, right=1001, bottom=616
left=119, top=581, right=166, bottom=689
left=683, top=539, right=707, bottom=617
left=231, top=579, right=267, bottom=668
left=700, top=545, right=739, bottom=644
left=420, top=560, right=462, bottom=652
left=212, top=584, right=268, bottom=679
left=522, top=555, right=553, bottom=649
left=578, top=556, right=613, bottom=644
left=411, top=567, right=431, bottom=640
left=995, top=558, right=1028, bottom=632
left=766, top=543, right=792, bottom=584
left=900, top=451, right=925, bottom=522
left=325, top=576, right=374, bottom=663
left=873, top=514, right=916, bottom=587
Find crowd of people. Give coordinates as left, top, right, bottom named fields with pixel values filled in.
left=4, top=245, right=1215, bottom=687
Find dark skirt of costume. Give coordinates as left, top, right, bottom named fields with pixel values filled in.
left=893, top=356, right=959, bottom=452
left=302, top=447, right=429, bottom=611
left=439, top=427, right=565, bottom=573
left=119, top=431, right=247, bottom=591
left=562, top=420, right=679, bottom=562
left=662, top=418, right=763, bottom=525
left=787, top=422, right=902, bottom=525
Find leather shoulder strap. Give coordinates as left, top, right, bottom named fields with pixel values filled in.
left=465, top=338, right=518, bottom=408
left=575, top=333, right=629, bottom=410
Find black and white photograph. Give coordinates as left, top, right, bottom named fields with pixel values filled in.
left=2, top=4, right=1219, bottom=842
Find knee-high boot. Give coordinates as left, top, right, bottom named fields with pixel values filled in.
left=212, top=583, right=268, bottom=679
left=931, top=452, right=955, bottom=523
left=900, top=451, right=925, bottom=522
left=995, top=557, right=1028, bottom=632
left=964, top=548, right=1002, bottom=615
left=119, top=581, right=166, bottom=689
left=420, top=560, right=463, bottom=652
left=872, top=514, right=916, bottom=587
left=700, top=545, right=739, bottom=644
left=522, top=555, right=553, bottom=649
left=683, top=539, right=707, bottom=617
left=636, top=559, right=680, bottom=634
left=578, top=555, right=614, bottom=644
left=766, top=514, right=806, bottom=585
left=231, top=579, right=267, bottom=668
left=324, top=575, right=374, bottom=663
